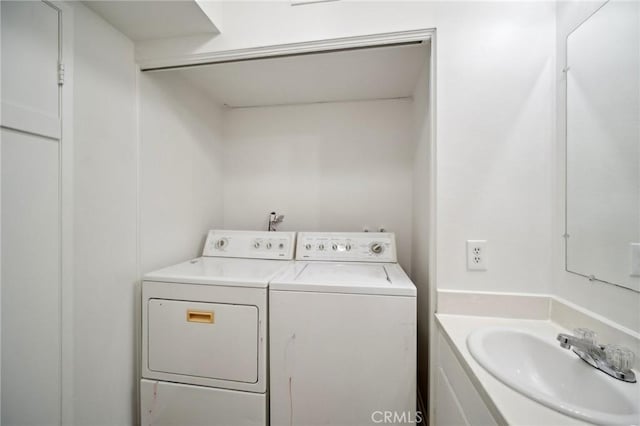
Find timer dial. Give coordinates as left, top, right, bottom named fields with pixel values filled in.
left=370, top=242, right=384, bottom=255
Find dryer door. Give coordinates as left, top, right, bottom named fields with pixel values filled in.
left=147, top=299, right=258, bottom=383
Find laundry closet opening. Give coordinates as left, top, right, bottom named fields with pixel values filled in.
left=142, top=39, right=428, bottom=326
left=139, top=34, right=432, bottom=401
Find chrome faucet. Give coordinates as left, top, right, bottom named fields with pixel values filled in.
left=557, top=328, right=636, bottom=383
left=268, top=211, right=285, bottom=232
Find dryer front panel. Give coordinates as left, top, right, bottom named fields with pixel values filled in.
left=147, top=299, right=258, bottom=383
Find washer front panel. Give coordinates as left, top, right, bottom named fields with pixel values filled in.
left=269, top=290, right=416, bottom=425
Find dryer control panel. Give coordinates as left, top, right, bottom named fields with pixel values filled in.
left=203, top=230, right=296, bottom=260
left=296, top=232, right=397, bottom=263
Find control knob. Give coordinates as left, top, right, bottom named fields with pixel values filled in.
left=318, top=243, right=325, bottom=251
left=305, top=243, right=312, bottom=250
left=214, top=238, right=228, bottom=249
left=370, top=242, right=384, bottom=255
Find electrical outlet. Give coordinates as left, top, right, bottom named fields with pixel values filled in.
left=467, top=240, right=487, bottom=271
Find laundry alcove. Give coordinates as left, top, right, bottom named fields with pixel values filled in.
left=138, top=39, right=434, bottom=405
left=140, top=40, right=432, bottom=275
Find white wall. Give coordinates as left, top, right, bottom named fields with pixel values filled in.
left=411, top=44, right=432, bottom=400
left=555, top=0, right=640, bottom=332
left=222, top=99, right=414, bottom=270
left=140, top=71, right=224, bottom=273
left=435, top=2, right=555, bottom=294
left=73, top=6, right=228, bottom=426
left=72, top=6, right=229, bottom=426
left=73, top=3, right=138, bottom=425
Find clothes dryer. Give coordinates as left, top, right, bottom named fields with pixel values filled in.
left=141, top=230, right=295, bottom=426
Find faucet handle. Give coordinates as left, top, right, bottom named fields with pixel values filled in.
left=573, top=328, right=597, bottom=344
left=604, top=345, right=635, bottom=372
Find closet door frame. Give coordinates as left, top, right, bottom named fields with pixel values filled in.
left=55, top=2, right=74, bottom=424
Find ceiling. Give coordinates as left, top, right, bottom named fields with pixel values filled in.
left=84, top=1, right=219, bottom=42
left=167, top=42, right=430, bottom=108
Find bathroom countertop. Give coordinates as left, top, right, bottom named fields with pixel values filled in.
left=435, top=314, right=591, bottom=426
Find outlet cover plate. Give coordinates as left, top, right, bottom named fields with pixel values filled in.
left=467, top=240, right=487, bottom=271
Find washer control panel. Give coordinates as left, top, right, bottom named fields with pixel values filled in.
left=203, top=230, right=296, bottom=260
left=296, top=232, right=397, bottom=262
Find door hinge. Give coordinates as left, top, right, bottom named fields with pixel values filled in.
left=58, top=63, right=65, bottom=86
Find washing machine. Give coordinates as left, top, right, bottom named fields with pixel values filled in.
left=141, top=230, right=296, bottom=426
left=269, top=232, right=417, bottom=426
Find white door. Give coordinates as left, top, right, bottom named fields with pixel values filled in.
left=1, top=2, right=64, bottom=424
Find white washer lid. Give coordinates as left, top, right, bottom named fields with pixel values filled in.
left=270, top=261, right=416, bottom=296
left=144, top=257, right=293, bottom=288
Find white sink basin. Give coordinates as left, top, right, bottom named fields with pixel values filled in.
left=467, top=326, right=640, bottom=425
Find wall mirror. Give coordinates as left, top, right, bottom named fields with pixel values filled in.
left=566, top=0, right=640, bottom=292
